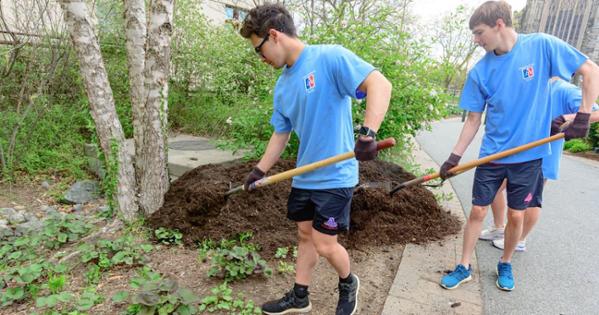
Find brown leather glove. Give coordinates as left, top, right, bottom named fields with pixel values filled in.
left=244, top=167, right=265, bottom=192
left=550, top=115, right=566, bottom=136
left=440, top=153, right=461, bottom=180
left=563, top=112, right=591, bottom=140
left=354, top=136, right=378, bottom=161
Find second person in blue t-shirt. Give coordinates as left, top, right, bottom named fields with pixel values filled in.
left=438, top=0, right=599, bottom=292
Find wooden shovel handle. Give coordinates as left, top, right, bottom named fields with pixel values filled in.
left=254, top=137, right=396, bottom=188
left=450, top=133, right=564, bottom=176
left=390, top=133, right=565, bottom=196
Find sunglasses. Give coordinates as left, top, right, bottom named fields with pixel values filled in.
left=254, top=33, right=270, bottom=57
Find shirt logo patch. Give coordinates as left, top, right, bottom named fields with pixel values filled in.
left=520, top=64, right=535, bottom=81
left=304, top=72, right=316, bottom=93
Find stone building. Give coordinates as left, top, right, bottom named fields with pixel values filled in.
left=519, top=0, right=599, bottom=63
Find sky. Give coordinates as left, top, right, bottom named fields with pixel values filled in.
left=412, top=0, right=527, bottom=23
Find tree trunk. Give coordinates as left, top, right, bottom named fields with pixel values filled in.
left=59, top=0, right=138, bottom=221
left=138, top=0, right=173, bottom=215
left=123, top=0, right=146, bottom=186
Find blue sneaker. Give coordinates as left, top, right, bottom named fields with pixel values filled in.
left=496, top=261, right=515, bottom=291
left=440, top=264, right=472, bottom=289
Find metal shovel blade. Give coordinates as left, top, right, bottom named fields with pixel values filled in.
left=355, top=181, right=392, bottom=191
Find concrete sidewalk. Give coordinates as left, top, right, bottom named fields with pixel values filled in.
left=380, top=138, right=483, bottom=314
left=166, top=134, right=244, bottom=179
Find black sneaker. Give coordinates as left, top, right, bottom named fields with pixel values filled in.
left=261, top=289, right=311, bottom=314
left=336, top=274, right=360, bottom=315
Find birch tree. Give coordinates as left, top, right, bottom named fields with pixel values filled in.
left=123, top=0, right=146, bottom=186
left=58, top=0, right=138, bottom=221
left=60, top=0, right=175, bottom=218
left=137, top=0, right=173, bottom=215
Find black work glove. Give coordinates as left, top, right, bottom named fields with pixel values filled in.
left=244, top=167, right=265, bottom=192
left=354, top=136, right=378, bottom=161
left=440, top=153, right=461, bottom=180
left=563, top=112, right=591, bottom=140
left=550, top=115, right=566, bottom=136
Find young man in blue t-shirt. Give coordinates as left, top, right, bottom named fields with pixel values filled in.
left=438, top=1, right=599, bottom=291
left=483, top=79, right=599, bottom=251
left=239, top=4, right=392, bottom=314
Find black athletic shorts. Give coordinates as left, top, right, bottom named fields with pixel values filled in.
left=472, top=159, right=543, bottom=210
left=287, top=187, right=353, bottom=235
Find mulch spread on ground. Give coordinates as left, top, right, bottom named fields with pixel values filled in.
left=148, top=159, right=461, bottom=255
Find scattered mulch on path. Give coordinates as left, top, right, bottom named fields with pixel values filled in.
left=148, top=159, right=461, bottom=255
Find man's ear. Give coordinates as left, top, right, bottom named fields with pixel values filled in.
left=269, top=28, right=278, bottom=42
left=495, top=18, right=505, bottom=29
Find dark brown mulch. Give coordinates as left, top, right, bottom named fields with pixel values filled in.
left=147, top=159, right=461, bottom=255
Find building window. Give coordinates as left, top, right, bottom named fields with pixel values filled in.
left=225, top=5, right=247, bottom=21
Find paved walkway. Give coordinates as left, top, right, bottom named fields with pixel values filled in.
left=381, top=137, right=482, bottom=315
left=415, top=118, right=599, bottom=314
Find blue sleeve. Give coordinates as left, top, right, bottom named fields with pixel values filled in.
left=330, top=45, right=375, bottom=98
left=564, top=85, right=583, bottom=114
left=270, top=107, right=292, bottom=133
left=543, top=34, right=588, bottom=80
left=459, top=72, right=486, bottom=112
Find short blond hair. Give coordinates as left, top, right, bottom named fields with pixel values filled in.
left=469, top=1, right=512, bottom=30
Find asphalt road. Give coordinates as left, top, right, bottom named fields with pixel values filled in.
left=416, top=118, right=599, bottom=314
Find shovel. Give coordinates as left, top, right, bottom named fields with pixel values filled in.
left=225, top=137, right=397, bottom=197
left=389, top=132, right=567, bottom=196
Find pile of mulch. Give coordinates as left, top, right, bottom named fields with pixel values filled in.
left=147, top=159, right=461, bottom=255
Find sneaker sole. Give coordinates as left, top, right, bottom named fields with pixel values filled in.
left=479, top=234, right=504, bottom=241
left=262, top=302, right=312, bottom=315
left=495, top=267, right=515, bottom=291
left=439, top=274, right=472, bottom=290
left=349, top=275, right=361, bottom=315
left=491, top=242, right=526, bottom=252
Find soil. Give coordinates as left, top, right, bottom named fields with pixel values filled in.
left=148, top=159, right=461, bottom=256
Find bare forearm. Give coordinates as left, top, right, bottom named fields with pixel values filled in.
left=563, top=107, right=599, bottom=122
left=452, top=112, right=482, bottom=156
left=360, top=71, right=392, bottom=131
left=256, top=132, right=290, bottom=172
left=577, top=60, right=599, bottom=113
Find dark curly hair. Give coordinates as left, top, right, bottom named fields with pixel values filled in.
left=240, top=3, right=297, bottom=38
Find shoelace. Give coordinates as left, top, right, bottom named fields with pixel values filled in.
left=498, top=264, right=513, bottom=279
left=338, top=282, right=355, bottom=302
left=281, top=290, right=296, bottom=305
left=450, top=266, right=468, bottom=278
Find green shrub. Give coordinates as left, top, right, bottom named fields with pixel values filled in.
left=564, top=138, right=592, bottom=153
left=588, top=122, right=599, bottom=150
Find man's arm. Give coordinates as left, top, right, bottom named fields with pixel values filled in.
left=256, top=132, right=291, bottom=172
left=439, top=111, right=483, bottom=179
left=452, top=111, right=483, bottom=156
left=564, top=110, right=599, bottom=123
left=576, top=60, right=599, bottom=113
left=357, top=70, right=392, bottom=132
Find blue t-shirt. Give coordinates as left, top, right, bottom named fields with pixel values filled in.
left=543, top=79, right=599, bottom=180
left=460, top=33, right=587, bottom=163
left=270, top=45, right=375, bottom=189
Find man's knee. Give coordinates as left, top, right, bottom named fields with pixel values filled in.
left=297, top=222, right=313, bottom=242
left=314, top=242, right=334, bottom=257
left=469, top=205, right=488, bottom=221
left=507, top=209, right=525, bottom=222
left=298, top=228, right=312, bottom=243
